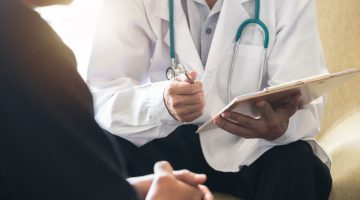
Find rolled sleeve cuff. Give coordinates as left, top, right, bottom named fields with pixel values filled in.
left=149, top=81, right=179, bottom=127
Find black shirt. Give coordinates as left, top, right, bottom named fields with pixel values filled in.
left=0, top=1, right=139, bottom=199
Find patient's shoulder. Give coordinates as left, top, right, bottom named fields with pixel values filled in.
left=0, top=0, right=76, bottom=68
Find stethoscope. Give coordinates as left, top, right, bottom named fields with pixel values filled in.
left=165, top=0, right=193, bottom=82
left=166, top=0, right=269, bottom=103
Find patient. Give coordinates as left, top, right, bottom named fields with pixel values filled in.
left=0, top=0, right=212, bottom=199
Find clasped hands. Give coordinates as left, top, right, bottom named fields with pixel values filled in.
left=163, top=71, right=301, bottom=141
left=128, top=161, right=213, bottom=200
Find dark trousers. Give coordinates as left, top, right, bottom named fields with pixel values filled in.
left=116, top=125, right=332, bottom=200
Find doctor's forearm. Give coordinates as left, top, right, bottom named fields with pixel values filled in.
left=90, top=80, right=183, bottom=146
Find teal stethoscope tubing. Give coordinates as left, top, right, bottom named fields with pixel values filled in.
left=166, top=0, right=191, bottom=81
left=228, top=0, right=269, bottom=102
left=236, top=0, right=269, bottom=47
left=168, top=0, right=270, bottom=102
left=169, top=0, right=176, bottom=63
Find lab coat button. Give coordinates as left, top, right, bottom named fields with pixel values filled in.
left=205, top=28, right=212, bottom=35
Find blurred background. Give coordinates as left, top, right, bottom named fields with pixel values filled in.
left=37, top=0, right=102, bottom=79
left=316, top=0, right=360, bottom=137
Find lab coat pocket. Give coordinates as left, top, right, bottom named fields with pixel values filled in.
left=217, top=43, right=265, bottom=103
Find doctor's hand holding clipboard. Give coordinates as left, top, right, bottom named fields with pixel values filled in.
left=164, top=71, right=205, bottom=123
left=213, top=92, right=302, bottom=141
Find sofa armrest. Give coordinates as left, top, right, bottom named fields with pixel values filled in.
left=319, top=109, right=360, bottom=200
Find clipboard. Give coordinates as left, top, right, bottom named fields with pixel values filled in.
left=197, top=68, right=360, bottom=133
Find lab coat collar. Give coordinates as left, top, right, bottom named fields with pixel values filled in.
left=153, top=0, right=204, bottom=75
left=205, top=0, right=252, bottom=75
left=153, top=0, right=252, bottom=21
left=152, top=0, right=253, bottom=76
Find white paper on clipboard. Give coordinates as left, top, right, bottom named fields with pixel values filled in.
left=197, top=68, right=360, bottom=133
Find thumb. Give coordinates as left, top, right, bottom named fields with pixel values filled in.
left=178, top=70, right=197, bottom=83
left=188, top=71, right=197, bottom=81
left=154, top=161, right=174, bottom=177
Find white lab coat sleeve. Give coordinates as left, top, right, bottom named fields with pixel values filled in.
left=87, top=0, right=179, bottom=146
left=263, top=0, right=328, bottom=145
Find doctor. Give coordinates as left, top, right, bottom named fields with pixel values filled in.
left=88, top=0, right=332, bottom=199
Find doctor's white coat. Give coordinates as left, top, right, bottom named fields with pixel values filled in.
left=88, top=0, right=331, bottom=171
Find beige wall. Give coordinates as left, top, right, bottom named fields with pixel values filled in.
left=316, top=0, right=360, bottom=138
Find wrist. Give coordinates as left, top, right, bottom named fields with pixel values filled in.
left=163, top=88, right=178, bottom=121
left=127, top=176, right=153, bottom=200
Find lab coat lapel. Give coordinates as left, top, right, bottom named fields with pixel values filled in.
left=205, top=0, right=251, bottom=75
left=153, top=0, right=204, bottom=75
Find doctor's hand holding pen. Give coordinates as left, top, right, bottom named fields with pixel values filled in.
left=213, top=92, right=302, bottom=141
left=163, top=71, right=205, bottom=122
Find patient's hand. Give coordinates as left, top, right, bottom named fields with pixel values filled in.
left=128, top=161, right=213, bottom=200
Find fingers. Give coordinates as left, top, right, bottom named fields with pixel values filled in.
left=164, top=78, right=205, bottom=122
left=168, top=80, right=203, bottom=95
left=154, top=161, right=174, bottom=177
left=165, top=95, right=204, bottom=122
left=188, top=71, right=197, bottom=81
left=148, top=162, right=207, bottom=200
left=167, top=91, right=205, bottom=106
left=213, top=114, right=257, bottom=138
left=173, top=170, right=207, bottom=186
left=177, top=71, right=197, bottom=83
left=279, top=92, right=301, bottom=117
left=221, top=112, right=258, bottom=129
left=198, top=185, right=214, bottom=200
left=256, top=92, right=301, bottom=119
left=173, top=170, right=212, bottom=200
left=257, top=100, right=275, bottom=120
left=174, top=103, right=204, bottom=116
left=180, top=111, right=204, bottom=122
left=214, top=93, right=302, bottom=141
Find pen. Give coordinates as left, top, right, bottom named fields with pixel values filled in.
left=184, top=71, right=194, bottom=84
left=175, top=71, right=194, bottom=84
